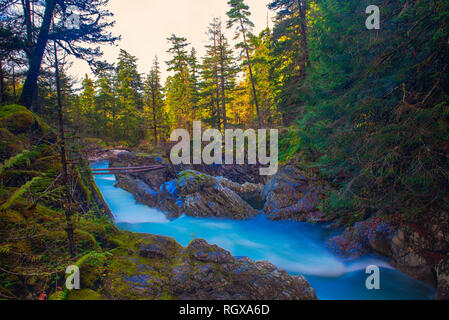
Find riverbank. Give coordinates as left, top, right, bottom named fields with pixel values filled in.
left=92, top=160, right=436, bottom=300
left=94, top=146, right=449, bottom=299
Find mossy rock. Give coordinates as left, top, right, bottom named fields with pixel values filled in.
left=0, top=128, right=23, bottom=162
left=0, top=105, right=35, bottom=134
left=67, top=288, right=106, bottom=300
left=0, top=104, right=55, bottom=140
left=48, top=290, right=68, bottom=300
left=81, top=222, right=120, bottom=249
left=74, top=229, right=100, bottom=251
left=75, top=251, right=111, bottom=289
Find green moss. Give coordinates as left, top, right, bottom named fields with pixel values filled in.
left=0, top=104, right=54, bottom=140
left=67, top=288, right=106, bottom=300
left=0, top=210, right=25, bottom=225
left=156, top=292, right=174, bottom=300
left=0, top=105, right=35, bottom=134
left=0, top=128, right=22, bottom=162
left=48, top=290, right=68, bottom=300
left=74, top=251, right=111, bottom=289
left=74, top=229, right=100, bottom=251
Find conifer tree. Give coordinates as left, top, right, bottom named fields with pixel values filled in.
left=227, top=0, right=261, bottom=127
left=80, top=74, right=96, bottom=134
left=114, top=49, right=143, bottom=143
left=166, top=35, right=195, bottom=130
left=144, top=56, right=164, bottom=145
left=268, top=0, right=310, bottom=76
left=201, top=18, right=237, bottom=129
left=95, top=70, right=115, bottom=138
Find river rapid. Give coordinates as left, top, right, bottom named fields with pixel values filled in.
left=92, top=161, right=435, bottom=300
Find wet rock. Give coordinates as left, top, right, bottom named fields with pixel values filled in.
left=436, top=257, right=449, bottom=300
left=115, top=175, right=159, bottom=207
left=139, top=235, right=182, bottom=260
left=187, top=239, right=235, bottom=264
left=103, top=234, right=317, bottom=300
left=390, top=228, right=437, bottom=286
left=174, top=163, right=265, bottom=185
left=175, top=170, right=259, bottom=219
left=119, top=168, right=261, bottom=220
left=263, top=165, right=326, bottom=221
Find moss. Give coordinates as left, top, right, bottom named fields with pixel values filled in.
left=75, top=251, right=111, bottom=289
left=33, top=205, right=64, bottom=224
left=0, top=104, right=54, bottom=140
left=0, top=128, right=22, bottom=162
left=74, top=229, right=100, bottom=251
left=48, top=290, right=68, bottom=300
left=0, top=210, right=25, bottom=225
left=67, top=288, right=106, bottom=300
left=156, top=292, right=174, bottom=300
left=0, top=105, right=35, bottom=134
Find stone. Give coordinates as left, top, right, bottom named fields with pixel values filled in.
left=187, top=239, right=235, bottom=264
left=263, top=165, right=326, bottom=221
left=139, top=235, right=182, bottom=260
left=435, top=257, right=449, bottom=300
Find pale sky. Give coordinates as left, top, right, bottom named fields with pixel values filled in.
left=70, top=0, right=274, bottom=84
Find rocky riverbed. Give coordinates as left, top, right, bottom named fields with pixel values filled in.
left=75, top=231, right=317, bottom=300
left=93, top=149, right=448, bottom=300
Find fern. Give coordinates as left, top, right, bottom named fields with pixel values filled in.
left=0, top=150, right=32, bottom=176
left=0, top=177, right=42, bottom=211
left=0, top=243, right=11, bottom=254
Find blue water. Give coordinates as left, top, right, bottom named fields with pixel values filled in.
left=92, top=161, right=435, bottom=300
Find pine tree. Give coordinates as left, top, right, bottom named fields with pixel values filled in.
left=227, top=0, right=261, bottom=127
left=188, top=48, right=201, bottom=121
left=249, top=29, right=278, bottom=126
left=144, top=56, right=164, bottom=146
left=114, top=49, right=143, bottom=143
left=201, top=19, right=222, bottom=128
left=201, top=18, right=237, bottom=129
left=269, top=0, right=310, bottom=76
left=165, top=35, right=195, bottom=130
left=79, top=74, right=96, bottom=134
left=269, top=0, right=310, bottom=123
left=95, top=70, right=115, bottom=138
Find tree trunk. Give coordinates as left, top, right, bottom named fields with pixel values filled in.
left=219, top=44, right=227, bottom=129
left=0, top=59, right=7, bottom=104
left=296, top=0, right=310, bottom=76
left=151, top=88, right=158, bottom=146
left=54, top=40, right=75, bottom=259
left=240, top=18, right=261, bottom=128
left=11, top=61, right=16, bottom=101
left=19, top=0, right=56, bottom=109
left=23, top=0, right=33, bottom=51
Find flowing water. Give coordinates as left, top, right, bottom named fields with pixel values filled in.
left=92, top=161, right=435, bottom=300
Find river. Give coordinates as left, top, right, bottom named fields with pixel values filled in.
left=92, top=161, right=435, bottom=300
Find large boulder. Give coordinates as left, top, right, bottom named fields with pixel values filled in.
left=436, top=257, right=449, bottom=300
left=101, top=233, right=317, bottom=300
left=262, top=165, right=327, bottom=222
left=115, top=175, right=159, bottom=207
left=187, top=239, right=236, bottom=264
left=114, top=164, right=262, bottom=220
left=0, top=105, right=56, bottom=162
left=160, top=170, right=261, bottom=219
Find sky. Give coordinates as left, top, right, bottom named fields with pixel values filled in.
left=70, top=0, right=274, bottom=84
